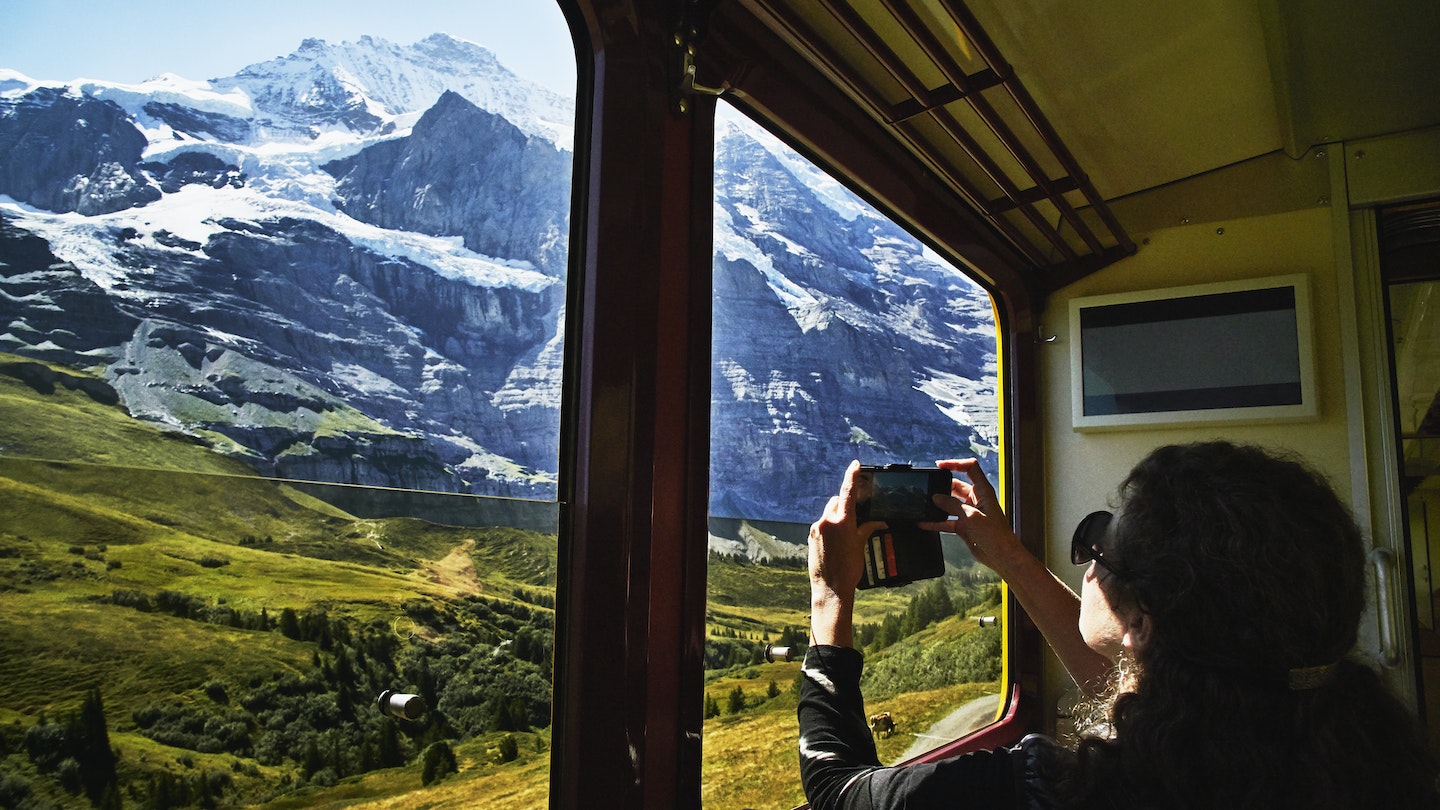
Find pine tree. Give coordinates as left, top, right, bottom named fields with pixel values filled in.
left=279, top=607, right=301, bottom=639
left=877, top=613, right=903, bottom=649
left=151, top=772, right=179, bottom=810
left=726, top=685, right=746, bottom=714
left=378, top=719, right=404, bottom=767
left=77, top=688, right=117, bottom=806
left=302, top=738, right=324, bottom=779
left=932, top=579, right=954, bottom=618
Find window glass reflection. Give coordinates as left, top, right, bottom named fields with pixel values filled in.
left=703, top=102, right=1004, bottom=809
left=0, top=5, right=573, bottom=807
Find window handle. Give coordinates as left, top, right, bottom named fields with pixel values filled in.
left=1372, top=547, right=1402, bottom=668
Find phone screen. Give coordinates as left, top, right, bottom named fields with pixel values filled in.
left=857, top=467, right=949, bottom=526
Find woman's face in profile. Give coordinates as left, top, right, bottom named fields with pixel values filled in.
left=1076, top=507, right=1145, bottom=659
left=1078, top=561, right=1130, bottom=659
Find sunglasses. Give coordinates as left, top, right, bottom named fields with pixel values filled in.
left=1071, top=510, right=1116, bottom=572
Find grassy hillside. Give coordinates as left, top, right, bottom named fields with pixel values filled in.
left=696, top=613, right=1002, bottom=809
left=700, top=538, right=1005, bottom=809
left=0, top=358, right=1005, bottom=809
left=0, top=361, right=560, bottom=808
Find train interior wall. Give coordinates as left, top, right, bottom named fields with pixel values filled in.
left=1036, top=125, right=1440, bottom=731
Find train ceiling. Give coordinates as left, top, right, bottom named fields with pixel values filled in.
left=698, top=0, right=1440, bottom=294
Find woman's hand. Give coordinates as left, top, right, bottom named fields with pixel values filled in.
left=922, top=459, right=1118, bottom=689
left=920, top=458, right=1026, bottom=576
left=808, top=460, right=886, bottom=647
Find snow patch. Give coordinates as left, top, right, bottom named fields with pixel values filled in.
left=917, top=368, right=999, bottom=449
left=0, top=184, right=554, bottom=293
left=717, top=105, right=867, bottom=222
left=713, top=203, right=818, bottom=320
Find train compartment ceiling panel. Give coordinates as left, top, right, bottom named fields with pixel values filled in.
left=712, top=0, right=1440, bottom=292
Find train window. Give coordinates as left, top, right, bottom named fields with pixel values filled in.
left=0, top=5, right=574, bottom=808
left=703, top=102, right=1004, bottom=808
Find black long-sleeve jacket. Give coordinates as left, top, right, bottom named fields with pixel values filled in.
left=798, top=645, right=1074, bottom=810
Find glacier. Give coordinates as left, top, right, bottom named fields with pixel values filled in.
left=0, top=33, right=998, bottom=530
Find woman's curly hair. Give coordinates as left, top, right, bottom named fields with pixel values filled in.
left=1068, top=441, right=1439, bottom=809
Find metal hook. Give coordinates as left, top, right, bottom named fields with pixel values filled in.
left=680, top=44, right=728, bottom=98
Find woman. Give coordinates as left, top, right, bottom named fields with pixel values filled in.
left=800, top=441, right=1439, bottom=808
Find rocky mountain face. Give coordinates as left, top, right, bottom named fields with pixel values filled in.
left=0, top=35, right=997, bottom=530
left=709, top=116, right=998, bottom=524
left=0, top=88, right=160, bottom=215
left=324, top=90, right=571, bottom=275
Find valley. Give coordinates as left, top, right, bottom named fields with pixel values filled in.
left=0, top=29, right=1002, bottom=808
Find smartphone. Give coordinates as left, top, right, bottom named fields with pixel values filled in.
left=854, top=465, right=950, bottom=589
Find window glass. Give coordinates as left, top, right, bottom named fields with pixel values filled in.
left=0, top=4, right=573, bottom=808
left=704, top=102, right=1004, bottom=808
left=1388, top=276, right=1440, bottom=754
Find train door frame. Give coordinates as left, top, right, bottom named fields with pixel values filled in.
left=1334, top=128, right=1440, bottom=721
left=551, top=1, right=1057, bottom=808
left=550, top=2, right=717, bottom=808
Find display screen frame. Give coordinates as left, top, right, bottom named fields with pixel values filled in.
left=1069, top=274, right=1317, bottom=430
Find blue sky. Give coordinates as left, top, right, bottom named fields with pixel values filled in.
left=0, top=0, right=577, bottom=94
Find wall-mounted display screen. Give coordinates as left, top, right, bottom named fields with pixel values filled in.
left=1070, top=274, right=1316, bottom=430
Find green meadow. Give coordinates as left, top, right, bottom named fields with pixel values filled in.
left=0, top=356, right=1002, bottom=809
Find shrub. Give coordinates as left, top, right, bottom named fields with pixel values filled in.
left=155, top=590, right=207, bottom=619
left=860, top=625, right=1003, bottom=697
left=25, top=721, right=68, bottom=771
left=132, top=702, right=251, bottom=756
left=111, top=589, right=152, bottom=611
left=55, top=757, right=82, bottom=794
left=203, top=681, right=229, bottom=705
left=497, top=734, right=519, bottom=763
left=421, top=741, right=458, bottom=785
left=0, top=774, right=32, bottom=808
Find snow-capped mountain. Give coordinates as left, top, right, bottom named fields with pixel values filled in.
left=709, top=110, right=998, bottom=525
left=0, top=34, right=997, bottom=528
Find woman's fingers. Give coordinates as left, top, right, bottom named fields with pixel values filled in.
left=937, top=458, right=1001, bottom=512
left=809, top=461, right=887, bottom=594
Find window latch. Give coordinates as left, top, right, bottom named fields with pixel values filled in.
left=675, top=27, right=727, bottom=114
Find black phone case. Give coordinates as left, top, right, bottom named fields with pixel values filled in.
left=856, top=527, right=944, bottom=588
left=854, top=465, right=948, bottom=589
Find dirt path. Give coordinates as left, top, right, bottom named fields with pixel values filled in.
left=899, top=692, right=1002, bottom=761
left=427, top=538, right=481, bottom=594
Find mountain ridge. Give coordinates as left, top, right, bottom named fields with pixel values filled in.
left=0, top=33, right=998, bottom=531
